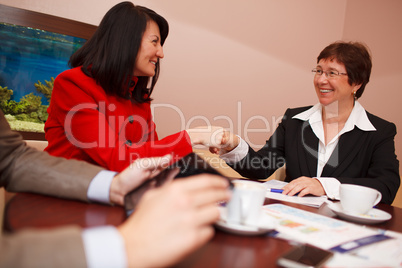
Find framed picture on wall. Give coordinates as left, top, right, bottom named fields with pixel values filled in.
left=0, top=4, right=96, bottom=140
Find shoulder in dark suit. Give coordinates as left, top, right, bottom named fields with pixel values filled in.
left=229, top=106, right=400, bottom=204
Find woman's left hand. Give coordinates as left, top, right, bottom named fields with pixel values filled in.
left=281, top=176, right=325, bottom=197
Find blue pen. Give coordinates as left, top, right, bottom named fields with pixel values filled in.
left=270, top=188, right=284, bottom=194
left=270, top=188, right=299, bottom=196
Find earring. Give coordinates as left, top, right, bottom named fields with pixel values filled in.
left=353, top=91, right=357, bottom=100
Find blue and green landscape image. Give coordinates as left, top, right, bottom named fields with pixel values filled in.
left=0, top=22, right=86, bottom=129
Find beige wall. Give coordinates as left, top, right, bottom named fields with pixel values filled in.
left=1, top=0, right=401, bottom=207
left=341, top=0, right=402, bottom=207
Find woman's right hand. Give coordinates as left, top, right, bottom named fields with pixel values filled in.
left=185, top=127, right=240, bottom=155
left=186, top=126, right=225, bottom=147
left=209, top=130, right=240, bottom=155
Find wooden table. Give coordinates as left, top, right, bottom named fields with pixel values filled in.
left=5, top=193, right=402, bottom=267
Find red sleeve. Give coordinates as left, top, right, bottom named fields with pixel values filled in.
left=45, top=69, right=192, bottom=172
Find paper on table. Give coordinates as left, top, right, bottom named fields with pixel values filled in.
left=263, top=180, right=327, bottom=207
left=263, top=204, right=390, bottom=250
left=350, top=229, right=402, bottom=266
left=322, top=229, right=402, bottom=267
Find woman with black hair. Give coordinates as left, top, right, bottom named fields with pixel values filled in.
left=45, top=2, right=218, bottom=171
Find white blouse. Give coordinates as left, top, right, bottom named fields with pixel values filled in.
left=221, top=101, right=376, bottom=200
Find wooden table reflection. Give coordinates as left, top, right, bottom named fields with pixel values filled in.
left=5, top=193, right=125, bottom=231
left=5, top=193, right=402, bottom=267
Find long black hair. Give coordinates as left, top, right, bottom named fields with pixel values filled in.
left=69, top=1, right=169, bottom=103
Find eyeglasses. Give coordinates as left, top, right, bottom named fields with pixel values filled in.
left=312, top=68, right=347, bottom=79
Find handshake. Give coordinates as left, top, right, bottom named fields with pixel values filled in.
left=186, top=126, right=240, bottom=155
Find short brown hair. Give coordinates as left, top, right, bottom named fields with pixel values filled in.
left=317, top=41, right=372, bottom=99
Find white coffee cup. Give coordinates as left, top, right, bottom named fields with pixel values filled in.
left=340, top=184, right=382, bottom=215
left=226, top=180, right=266, bottom=226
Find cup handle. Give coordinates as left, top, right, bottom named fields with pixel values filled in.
left=374, top=191, right=382, bottom=206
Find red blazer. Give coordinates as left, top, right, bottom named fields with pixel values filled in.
left=45, top=67, right=192, bottom=172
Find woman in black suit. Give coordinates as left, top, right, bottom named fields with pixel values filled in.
left=214, top=41, right=400, bottom=204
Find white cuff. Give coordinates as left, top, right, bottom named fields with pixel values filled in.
left=220, top=136, right=249, bottom=164
left=316, top=177, right=341, bottom=200
left=82, top=226, right=127, bottom=268
left=87, top=170, right=118, bottom=204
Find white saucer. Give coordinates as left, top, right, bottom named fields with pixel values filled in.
left=326, top=202, right=391, bottom=224
left=214, top=207, right=274, bottom=236
left=214, top=219, right=272, bottom=236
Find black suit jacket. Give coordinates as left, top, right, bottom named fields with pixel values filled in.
left=230, top=106, right=400, bottom=204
